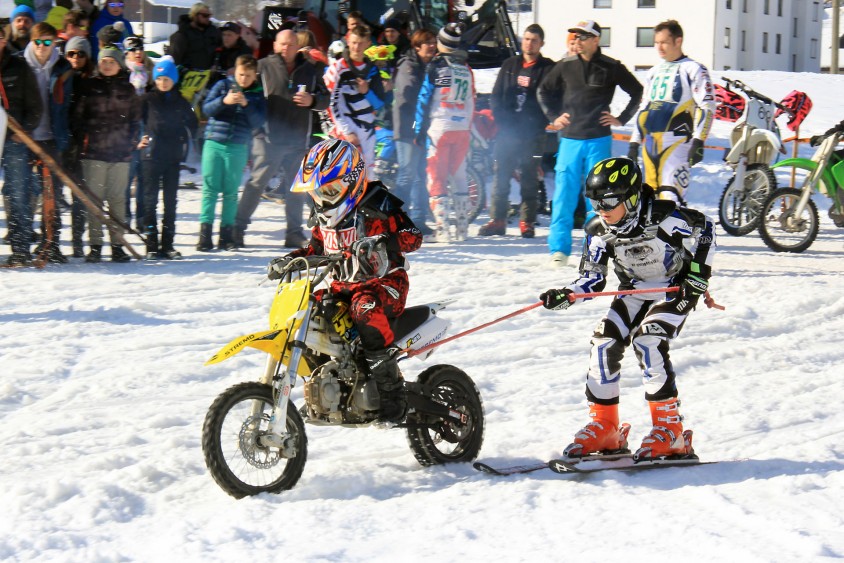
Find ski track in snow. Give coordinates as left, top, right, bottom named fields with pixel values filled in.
left=2, top=71, right=844, bottom=561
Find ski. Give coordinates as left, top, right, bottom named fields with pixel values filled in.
left=473, top=451, right=633, bottom=477
left=548, top=455, right=714, bottom=474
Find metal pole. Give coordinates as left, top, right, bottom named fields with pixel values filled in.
left=833, top=0, right=841, bottom=74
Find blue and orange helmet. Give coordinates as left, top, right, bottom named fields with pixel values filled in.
left=292, top=139, right=368, bottom=228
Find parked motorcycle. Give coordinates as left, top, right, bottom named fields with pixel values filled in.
left=717, top=77, right=790, bottom=236
left=201, top=253, right=485, bottom=498
left=758, top=132, right=844, bottom=253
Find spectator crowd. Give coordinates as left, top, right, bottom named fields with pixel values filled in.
left=1, top=1, right=714, bottom=267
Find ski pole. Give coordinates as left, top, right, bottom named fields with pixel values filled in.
left=403, top=286, right=679, bottom=359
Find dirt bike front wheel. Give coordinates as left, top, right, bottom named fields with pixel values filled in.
left=758, top=187, right=819, bottom=253
left=718, top=164, right=776, bottom=236
left=202, top=382, right=307, bottom=498
left=406, top=365, right=485, bottom=466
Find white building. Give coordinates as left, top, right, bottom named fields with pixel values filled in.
left=532, top=0, right=823, bottom=72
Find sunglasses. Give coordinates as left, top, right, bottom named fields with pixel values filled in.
left=575, top=33, right=595, bottom=41
left=197, top=12, right=212, bottom=17
left=34, top=38, right=55, bottom=46
left=589, top=197, right=625, bottom=212
left=107, top=2, right=124, bottom=7
left=65, top=50, right=87, bottom=58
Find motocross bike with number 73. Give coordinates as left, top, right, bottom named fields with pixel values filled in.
left=201, top=251, right=485, bottom=498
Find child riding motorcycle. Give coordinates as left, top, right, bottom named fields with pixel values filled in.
left=267, top=139, right=423, bottom=422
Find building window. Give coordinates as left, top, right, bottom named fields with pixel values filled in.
left=637, top=27, right=654, bottom=47
left=742, top=0, right=748, bottom=12
left=762, top=32, right=768, bottom=53
left=724, top=27, right=731, bottom=49
left=793, top=17, right=798, bottom=37
left=726, top=0, right=732, bottom=8
left=741, top=30, right=746, bottom=51
left=594, top=0, right=612, bottom=7
left=813, top=2, right=819, bottom=22
left=778, top=0, right=783, bottom=16
left=776, top=33, right=781, bottom=54
left=810, top=38, right=818, bottom=58
left=638, top=0, right=656, bottom=6
left=764, top=0, right=769, bottom=14
left=599, top=28, right=612, bottom=47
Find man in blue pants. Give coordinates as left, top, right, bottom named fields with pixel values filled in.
left=538, top=20, right=642, bottom=267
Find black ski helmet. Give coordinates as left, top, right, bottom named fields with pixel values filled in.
left=585, top=157, right=643, bottom=232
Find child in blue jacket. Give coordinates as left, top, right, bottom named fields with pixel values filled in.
left=197, top=54, right=266, bottom=251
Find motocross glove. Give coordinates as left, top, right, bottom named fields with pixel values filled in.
left=688, top=139, right=704, bottom=166
left=539, top=288, right=574, bottom=310
left=676, top=274, right=709, bottom=309
left=267, top=256, right=293, bottom=280
left=810, top=135, right=825, bottom=147
left=627, top=142, right=640, bottom=161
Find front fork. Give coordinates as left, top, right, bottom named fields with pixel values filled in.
left=262, top=299, right=314, bottom=444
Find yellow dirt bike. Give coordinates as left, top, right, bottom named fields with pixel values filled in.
left=201, top=252, right=485, bottom=498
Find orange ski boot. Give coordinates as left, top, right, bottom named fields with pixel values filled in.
left=634, top=398, right=694, bottom=460
left=563, top=402, right=631, bottom=459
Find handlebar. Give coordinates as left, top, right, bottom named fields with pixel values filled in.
left=720, top=76, right=792, bottom=114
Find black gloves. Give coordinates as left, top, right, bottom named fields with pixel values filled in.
left=688, top=139, right=704, bottom=166
left=627, top=142, right=640, bottom=161
left=810, top=135, right=825, bottom=147
left=672, top=273, right=708, bottom=311
left=539, top=288, right=574, bottom=310
left=267, top=256, right=293, bottom=280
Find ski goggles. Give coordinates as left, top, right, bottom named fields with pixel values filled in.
left=107, top=2, right=124, bottom=7
left=310, top=180, right=346, bottom=207
left=589, top=196, right=625, bottom=211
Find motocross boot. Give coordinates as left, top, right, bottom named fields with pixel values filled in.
left=452, top=194, right=470, bottom=241
left=429, top=196, right=451, bottom=243
left=633, top=398, right=693, bottom=460
left=563, top=402, right=630, bottom=459
left=365, top=348, right=407, bottom=423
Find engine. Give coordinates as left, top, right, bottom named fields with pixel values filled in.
left=303, top=360, right=381, bottom=425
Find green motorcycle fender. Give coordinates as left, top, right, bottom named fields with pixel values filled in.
left=771, top=157, right=836, bottom=194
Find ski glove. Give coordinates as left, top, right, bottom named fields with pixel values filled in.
left=267, top=256, right=293, bottom=280
left=540, top=288, right=574, bottom=310
left=688, top=139, right=704, bottom=166
left=627, top=142, right=640, bottom=161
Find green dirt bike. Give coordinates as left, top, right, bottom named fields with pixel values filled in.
left=759, top=131, right=844, bottom=252
left=201, top=252, right=485, bottom=498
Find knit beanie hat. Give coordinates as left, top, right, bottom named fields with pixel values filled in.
left=153, top=56, right=179, bottom=84
left=437, top=23, right=461, bottom=53
left=65, top=36, right=92, bottom=58
left=11, top=4, right=36, bottom=20
left=99, top=46, right=125, bottom=68
left=97, top=23, right=125, bottom=47
left=383, top=18, right=401, bottom=32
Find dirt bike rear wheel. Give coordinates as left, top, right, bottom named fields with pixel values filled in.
left=758, top=187, right=819, bottom=253
left=202, top=382, right=307, bottom=498
left=466, top=165, right=486, bottom=224
left=718, top=164, right=777, bottom=236
left=406, top=365, right=485, bottom=466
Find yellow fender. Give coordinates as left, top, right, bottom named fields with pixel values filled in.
left=205, top=277, right=312, bottom=377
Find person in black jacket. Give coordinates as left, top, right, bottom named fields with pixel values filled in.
left=537, top=20, right=642, bottom=268
left=233, top=29, right=329, bottom=249
left=479, top=24, right=554, bottom=239
left=138, top=57, right=198, bottom=259
left=391, top=29, right=437, bottom=234
left=216, top=21, right=251, bottom=76
left=167, top=3, right=220, bottom=71
left=1, top=28, right=43, bottom=266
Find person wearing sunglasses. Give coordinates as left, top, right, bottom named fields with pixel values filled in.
left=167, top=2, right=222, bottom=71
left=628, top=20, right=716, bottom=206
left=22, top=22, right=75, bottom=264
left=539, top=156, right=715, bottom=463
left=89, top=0, right=134, bottom=59
left=538, top=20, right=643, bottom=269
left=59, top=9, right=91, bottom=44
left=0, top=23, right=44, bottom=266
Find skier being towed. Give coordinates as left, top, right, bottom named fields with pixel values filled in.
left=540, top=156, right=715, bottom=460
left=267, top=139, right=423, bottom=423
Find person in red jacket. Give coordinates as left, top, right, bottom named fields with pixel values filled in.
left=267, top=139, right=423, bottom=422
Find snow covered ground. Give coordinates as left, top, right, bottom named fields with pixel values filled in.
left=3, top=71, right=844, bottom=561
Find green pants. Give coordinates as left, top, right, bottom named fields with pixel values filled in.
left=200, top=139, right=249, bottom=226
